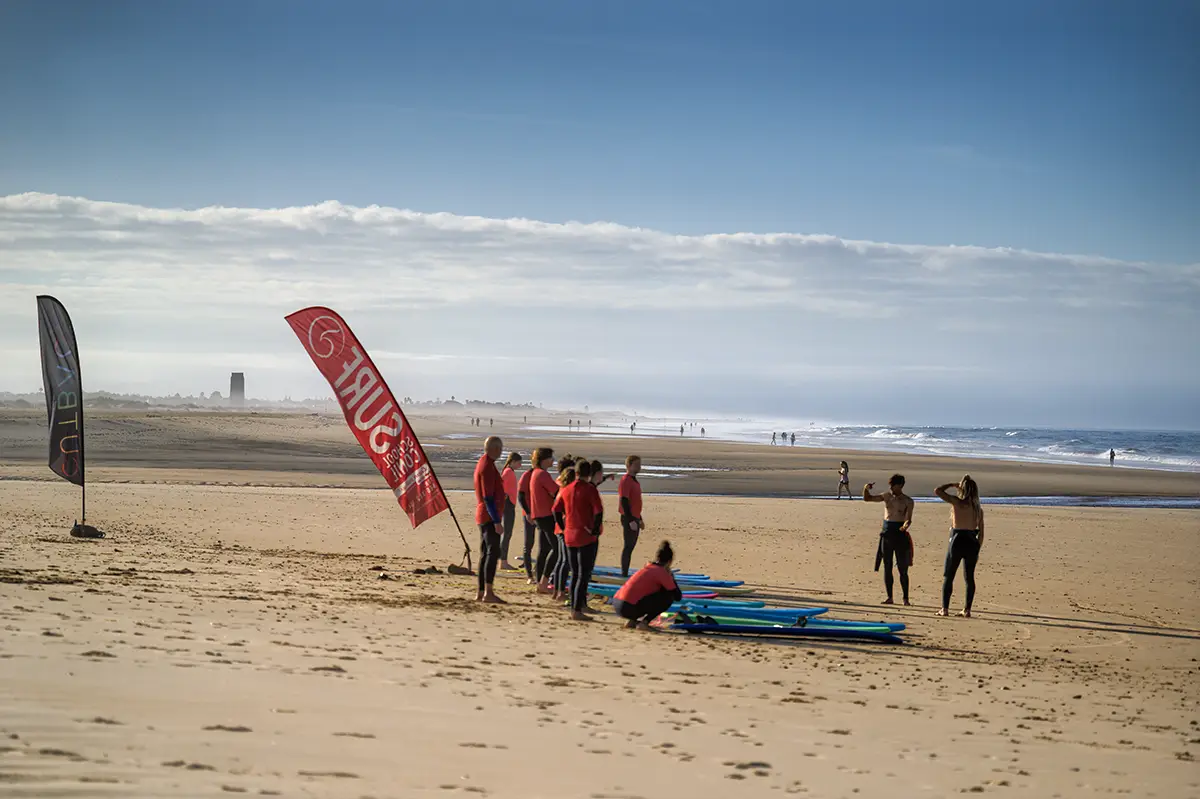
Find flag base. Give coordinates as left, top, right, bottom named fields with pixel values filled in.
left=70, top=522, right=105, bottom=539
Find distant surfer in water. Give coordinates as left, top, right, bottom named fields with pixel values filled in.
left=612, top=541, right=683, bottom=630
left=618, top=455, right=645, bottom=577
left=935, top=476, right=985, bottom=618
left=864, top=474, right=914, bottom=605
left=473, top=436, right=507, bottom=604
left=530, top=448, right=560, bottom=594
left=499, top=451, right=522, bottom=572
left=837, top=461, right=851, bottom=499
left=554, top=459, right=604, bottom=621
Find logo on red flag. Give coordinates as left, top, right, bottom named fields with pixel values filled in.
left=286, top=307, right=450, bottom=528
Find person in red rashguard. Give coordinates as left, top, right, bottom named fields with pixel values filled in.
left=528, top=448, right=560, bottom=594
left=549, top=462, right=577, bottom=602
left=552, top=459, right=604, bottom=622
left=516, top=456, right=537, bottom=583
left=618, top=455, right=645, bottom=577
left=499, top=451, right=522, bottom=572
left=473, top=436, right=507, bottom=603
left=612, top=541, right=683, bottom=630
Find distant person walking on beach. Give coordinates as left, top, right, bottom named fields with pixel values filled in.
left=680, top=424, right=685, bottom=436
left=935, top=476, right=985, bottom=618
left=701, top=427, right=706, bottom=437
left=864, top=474, right=914, bottom=605
left=473, top=436, right=507, bottom=604
left=619, top=455, right=645, bottom=577
left=630, top=422, right=636, bottom=435
left=771, top=432, right=777, bottom=445
left=1110, top=448, right=1116, bottom=466
left=791, top=433, right=796, bottom=446
left=613, top=541, right=683, bottom=630
left=837, top=461, right=851, bottom=499
left=498, top=452, right=522, bottom=572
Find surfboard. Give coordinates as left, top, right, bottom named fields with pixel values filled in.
left=588, top=574, right=746, bottom=589
left=664, top=613, right=904, bottom=633
left=669, top=622, right=903, bottom=644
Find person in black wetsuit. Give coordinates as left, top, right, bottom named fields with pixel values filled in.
left=935, top=475, right=985, bottom=618
left=864, top=474, right=914, bottom=605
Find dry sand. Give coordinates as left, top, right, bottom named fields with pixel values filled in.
left=1, top=411, right=1198, bottom=797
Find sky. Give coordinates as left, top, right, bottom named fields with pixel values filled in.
left=1, top=1, right=1198, bottom=429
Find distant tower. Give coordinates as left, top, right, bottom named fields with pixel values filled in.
left=230, top=372, right=245, bottom=408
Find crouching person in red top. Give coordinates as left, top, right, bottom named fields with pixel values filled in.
left=612, top=541, right=683, bottom=630
left=552, top=459, right=604, bottom=622
left=474, top=436, right=508, bottom=604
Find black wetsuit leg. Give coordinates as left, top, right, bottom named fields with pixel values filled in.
left=553, top=534, right=570, bottom=591
left=943, top=530, right=981, bottom=611
left=500, top=499, right=516, bottom=561
left=881, top=521, right=908, bottom=602
left=636, top=588, right=676, bottom=623
left=534, top=516, right=557, bottom=581
left=620, top=516, right=639, bottom=577
left=570, top=541, right=599, bottom=612
left=478, top=522, right=501, bottom=592
left=522, top=517, right=537, bottom=579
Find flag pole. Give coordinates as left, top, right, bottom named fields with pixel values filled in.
left=407, top=431, right=472, bottom=573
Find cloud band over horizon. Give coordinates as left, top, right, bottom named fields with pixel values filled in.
left=2, top=192, right=1197, bottom=428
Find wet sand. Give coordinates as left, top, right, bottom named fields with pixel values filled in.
left=1, top=410, right=1198, bottom=797
left=1, top=408, right=1197, bottom=498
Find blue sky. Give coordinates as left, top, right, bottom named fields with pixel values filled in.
left=2, top=0, right=1197, bottom=261
left=1, top=2, right=1198, bottom=429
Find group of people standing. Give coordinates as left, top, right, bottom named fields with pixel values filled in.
left=473, top=437, right=668, bottom=625
left=863, top=473, right=986, bottom=617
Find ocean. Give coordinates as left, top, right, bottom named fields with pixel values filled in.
left=530, top=419, right=1200, bottom=474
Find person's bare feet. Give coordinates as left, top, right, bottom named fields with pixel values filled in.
left=571, top=611, right=591, bottom=622
left=903, top=599, right=911, bottom=606
left=476, top=592, right=485, bottom=602
left=936, top=608, right=949, bottom=616
left=637, top=621, right=658, bottom=632
left=881, top=598, right=895, bottom=605
left=536, top=583, right=553, bottom=595
left=499, top=561, right=516, bottom=571
left=527, top=578, right=537, bottom=586
left=482, top=592, right=506, bottom=604
left=625, top=619, right=639, bottom=630
left=957, top=609, right=971, bottom=618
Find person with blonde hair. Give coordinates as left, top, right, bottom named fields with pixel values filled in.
left=935, top=475, right=985, bottom=618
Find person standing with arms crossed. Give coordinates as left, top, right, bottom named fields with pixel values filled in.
left=473, top=436, right=507, bottom=604
left=863, top=474, right=914, bottom=605
left=618, top=455, right=645, bottom=577
left=935, top=476, right=985, bottom=618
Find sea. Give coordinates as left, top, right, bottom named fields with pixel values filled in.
left=527, top=419, right=1200, bottom=474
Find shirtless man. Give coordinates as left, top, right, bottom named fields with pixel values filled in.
left=863, top=474, right=914, bottom=605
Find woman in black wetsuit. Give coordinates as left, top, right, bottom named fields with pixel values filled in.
left=934, top=475, right=985, bottom=618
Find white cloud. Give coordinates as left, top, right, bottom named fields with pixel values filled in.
left=0, top=192, right=1196, bottom=425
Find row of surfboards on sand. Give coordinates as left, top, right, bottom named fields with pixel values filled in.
left=572, top=565, right=905, bottom=644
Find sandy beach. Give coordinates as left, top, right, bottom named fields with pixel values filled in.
left=2, top=411, right=1198, bottom=797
